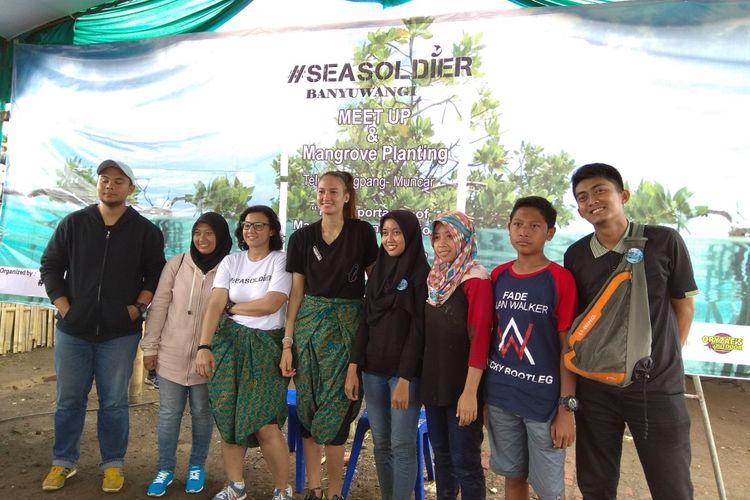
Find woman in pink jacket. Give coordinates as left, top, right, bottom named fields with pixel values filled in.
left=140, top=212, right=232, bottom=496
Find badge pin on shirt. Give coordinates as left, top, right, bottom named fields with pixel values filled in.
left=625, top=247, right=644, bottom=264
left=313, top=245, right=323, bottom=261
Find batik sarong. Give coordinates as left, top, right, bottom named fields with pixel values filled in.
left=294, top=295, right=363, bottom=444
left=208, top=317, right=287, bottom=448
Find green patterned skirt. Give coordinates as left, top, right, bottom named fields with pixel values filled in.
left=208, top=317, right=287, bottom=448
left=294, top=295, right=363, bottom=444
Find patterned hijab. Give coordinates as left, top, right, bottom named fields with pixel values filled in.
left=427, top=211, right=488, bottom=306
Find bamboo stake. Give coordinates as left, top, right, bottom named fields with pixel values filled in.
left=33, top=308, right=42, bottom=349
left=23, top=306, right=32, bottom=352
left=48, top=309, right=56, bottom=346
left=0, top=304, right=9, bottom=354
left=129, top=345, right=144, bottom=403
left=13, top=305, right=23, bottom=353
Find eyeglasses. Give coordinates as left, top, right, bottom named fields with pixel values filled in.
left=240, top=221, right=270, bottom=231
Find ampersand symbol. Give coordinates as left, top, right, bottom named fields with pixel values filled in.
left=366, top=125, right=378, bottom=143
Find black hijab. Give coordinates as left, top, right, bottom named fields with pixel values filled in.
left=190, top=212, right=232, bottom=274
left=365, top=210, right=430, bottom=326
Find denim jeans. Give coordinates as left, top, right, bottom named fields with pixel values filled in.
left=425, top=404, right=486, bottom=500
left=156, top=375, right=213, bottom=471
left=362, top=372, right=421, bottom=500
left=52, top=329, right=140, bottom=469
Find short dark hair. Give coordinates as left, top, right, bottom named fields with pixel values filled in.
left=510, top=196, right=557, bottom=228
left=320, top=171, right=358, bottom=219
left=571, top=163, right=624, bottom=195
left=235, top=205, right=283, bottom=251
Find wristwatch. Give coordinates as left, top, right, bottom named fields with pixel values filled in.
left=224, top=300, right=235, bottom=316
left=135, top=302, right=148, bottom=320
left=559, top=396, right=579, bottom=412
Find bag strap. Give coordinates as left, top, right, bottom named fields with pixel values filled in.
left=618, top=222, right=647, bottom=267
left=628, top=221, right=646, bottom=239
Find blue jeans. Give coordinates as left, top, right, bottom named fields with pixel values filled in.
left=52, top=329, right=140, bottom=469
left=156, top=375, right=213, bottom=471
left=425, top=404, right=485, bottom=500
left=362, top=372, right=421, bottom=500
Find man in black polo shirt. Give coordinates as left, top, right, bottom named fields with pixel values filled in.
left=564, top=163, right=697, bottom=500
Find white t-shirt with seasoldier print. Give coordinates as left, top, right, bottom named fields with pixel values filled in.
left=213, top=250, right=292, bottom=330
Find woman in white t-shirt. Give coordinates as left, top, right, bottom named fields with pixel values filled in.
left=196, top=205, right=293, bottom=500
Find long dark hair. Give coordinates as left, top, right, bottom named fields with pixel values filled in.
left=320, top=170, right=357, bottom=219
left=235, top=205, right=283, bottom=251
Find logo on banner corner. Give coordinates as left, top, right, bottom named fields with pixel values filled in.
left=702, top=332, right=743, bottom=354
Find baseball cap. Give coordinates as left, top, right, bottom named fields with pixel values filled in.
left=96, top=159, right=136, bottom=184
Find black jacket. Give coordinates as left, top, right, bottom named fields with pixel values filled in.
left=40, top=205, right=166, bottom=341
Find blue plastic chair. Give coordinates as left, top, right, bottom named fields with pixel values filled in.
left=342, top=407, right=433, bottom=500
left=417, top=407, right=435, bottom=485
left=286, top=389, right=306, bottom=493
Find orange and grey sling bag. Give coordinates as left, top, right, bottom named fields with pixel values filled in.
left=564, top=223, right=653, bottom=388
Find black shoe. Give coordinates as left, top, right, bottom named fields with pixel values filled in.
left=303, top=488, right=323, bottom=500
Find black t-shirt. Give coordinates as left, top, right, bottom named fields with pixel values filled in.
left=286, top=219, right=378, bottom=299
left=349, top=279, right=428, bottom=381
left=421, top=284, right=470, bottom=406
left=564, top=224, right=698, bottom=394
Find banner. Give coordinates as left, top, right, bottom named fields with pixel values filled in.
left=2, top=1, right=750, bottom=379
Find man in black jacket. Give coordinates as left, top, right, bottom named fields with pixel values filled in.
left=40, top=159, right=165, bottom=493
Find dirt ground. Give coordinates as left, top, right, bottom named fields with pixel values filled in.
left=0, top=348, right=748, bottom=500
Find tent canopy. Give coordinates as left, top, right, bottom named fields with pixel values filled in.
left=0, top=0, right=104, bottom=40
left=0, top=0, right=619, bottom=41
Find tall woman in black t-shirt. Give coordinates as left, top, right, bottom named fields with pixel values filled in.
left=282, top=171, right=378, bottom=500
left=345, top=210, right=429, bottom=500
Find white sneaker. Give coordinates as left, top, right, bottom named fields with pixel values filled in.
left=213, top=482, right=247, bottom=500
left=272, top=485, right=293, bottom=500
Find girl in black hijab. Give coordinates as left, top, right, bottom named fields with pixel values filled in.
left=190, top=211, right=233, bottom=275
left=345, top=210, right=429, bottom=500
left=141, top=211, right=232, bottom=496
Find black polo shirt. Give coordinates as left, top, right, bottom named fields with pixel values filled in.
left=564, top=224, right=698, bottom=394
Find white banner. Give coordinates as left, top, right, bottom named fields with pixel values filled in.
left=0, top=266, right=48, bottom=299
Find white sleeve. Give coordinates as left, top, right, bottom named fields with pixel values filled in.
left=212, top=254, right=233, bottom=290
left=268, top=252, right=292, bottom=296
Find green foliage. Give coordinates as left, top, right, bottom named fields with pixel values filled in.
left=280, top=18, right=466, bottom=223
left=184, top=175, right=254, bottom=220
left=467, top=142, right=577, bottom=228
left=275, top=17, right=576, bottom=229
left=625, top=180, right=708, bottom=232
left=58, top=156, right=97, bottom=197
left=1, top=131, right=7, bottom=164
